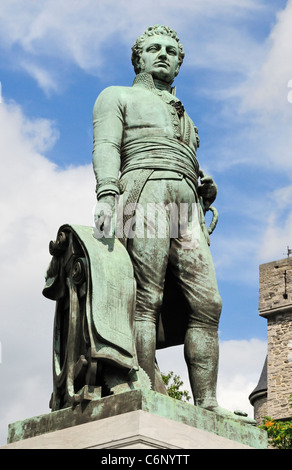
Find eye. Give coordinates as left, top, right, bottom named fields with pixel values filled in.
left=147, top=45, right=159, bottom=52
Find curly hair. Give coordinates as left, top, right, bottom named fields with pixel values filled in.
left=131, top=25, right=185, bottom=75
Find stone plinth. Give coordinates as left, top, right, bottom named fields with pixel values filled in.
left=2, top=410, right=260, bottom=449
left=2, top=390, right=267, bottom=449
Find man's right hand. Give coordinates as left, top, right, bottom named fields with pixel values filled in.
left=94, top=194, right=116, bottom=237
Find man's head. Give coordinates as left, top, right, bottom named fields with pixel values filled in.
left=131, top=25, right=185, bottom=83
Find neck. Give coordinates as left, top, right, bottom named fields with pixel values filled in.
left=133, top=73, right=176, bottom=95
left=153, top=78, right=172, bottom=92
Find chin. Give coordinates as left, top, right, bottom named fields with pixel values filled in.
left=153, top=71, right=174, bottom=82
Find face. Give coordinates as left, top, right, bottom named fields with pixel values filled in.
left=138, top=35, right=180, bottom=83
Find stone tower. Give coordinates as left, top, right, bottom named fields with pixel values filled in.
left=249, top=255, right=292, bottom=423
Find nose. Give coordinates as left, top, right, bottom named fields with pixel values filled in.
left=158, top=46, right=167, bottom=59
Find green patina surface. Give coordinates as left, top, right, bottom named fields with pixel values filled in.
left=7, top=390, right=267, bottom=448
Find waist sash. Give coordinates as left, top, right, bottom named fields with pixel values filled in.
left=121, top=137, right=199, bottom=187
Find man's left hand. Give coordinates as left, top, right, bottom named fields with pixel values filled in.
left=198, top=175, right=217, bottom=211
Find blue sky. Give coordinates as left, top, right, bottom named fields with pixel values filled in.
left=1, top=0, right=292, bottom=445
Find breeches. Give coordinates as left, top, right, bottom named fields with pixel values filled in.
left=121, top=174, right=222, bottom=330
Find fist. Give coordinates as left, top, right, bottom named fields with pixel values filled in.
left=94, top=194, right=116, bottom=236
left=198, top=175, right=217, bottom=210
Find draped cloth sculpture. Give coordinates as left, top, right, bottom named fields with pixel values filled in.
left=43, top=224, right=147, bottom=410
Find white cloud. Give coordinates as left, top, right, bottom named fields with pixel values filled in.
left=190, top=1, right=292, bottom=177
left=241, top=0, right=292, bottom=115
left=21, top=62, right=59, bottom=95
left=218, top=1, right=292, bottom=175
left=233, top=2, right=292, bottom=263
left=217, top=338, right=267, bottom=415
left=0, top=0, right=269, bottom=91
left=258, top=209, right=292, bottom=262
left=0, top=98, right=95, bottom=446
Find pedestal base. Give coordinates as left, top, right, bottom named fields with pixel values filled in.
left=2, top=390, right=267, bottom=449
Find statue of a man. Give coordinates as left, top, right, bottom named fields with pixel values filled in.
left=92, top=25, right=236, bottom=419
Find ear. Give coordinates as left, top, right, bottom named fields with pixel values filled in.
left=137, top=57, right=145, bottom=73
left=174, top=64, right=180, bottom=77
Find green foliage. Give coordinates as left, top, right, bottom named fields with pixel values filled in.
left=162, top=371, right=191, bottom=402
left=260, top=394, right=292, bottom=449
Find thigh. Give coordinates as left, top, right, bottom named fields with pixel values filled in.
left=126, top=180, right=171, bottom=322
left=169, top=221, right=222, bottom=328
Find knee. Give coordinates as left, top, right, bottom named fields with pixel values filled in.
left=208, top=292, right=222, bottom=325
left=134, top=289, right=162, bottom=323
left=212, top=292, right=222, bottom=317
left=189, top=291, right=222, bottom=329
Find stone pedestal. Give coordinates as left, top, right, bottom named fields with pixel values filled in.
left=1, top=390, right=267, bottom=449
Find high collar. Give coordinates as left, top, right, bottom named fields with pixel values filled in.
left=132, top=72, right=176, bottom=96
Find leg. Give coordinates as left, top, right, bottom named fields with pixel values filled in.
left=184, top=327, right=219, bottom=409
left=185, top=325, right=255, bottom=423
left=126, top=182, right=171, bottom=388
left=170, top=220, right=255, bottom=423
left=169, top=205, right=222, bottom=408
left=134, top=320, right=157, bottom=387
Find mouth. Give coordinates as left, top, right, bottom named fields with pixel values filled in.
left=154, top=61, right=169, bottom=68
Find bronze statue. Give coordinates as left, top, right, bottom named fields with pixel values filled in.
left=93, top=25, right=226, bottom=415
left=43, top=25, right=254, bottom=424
